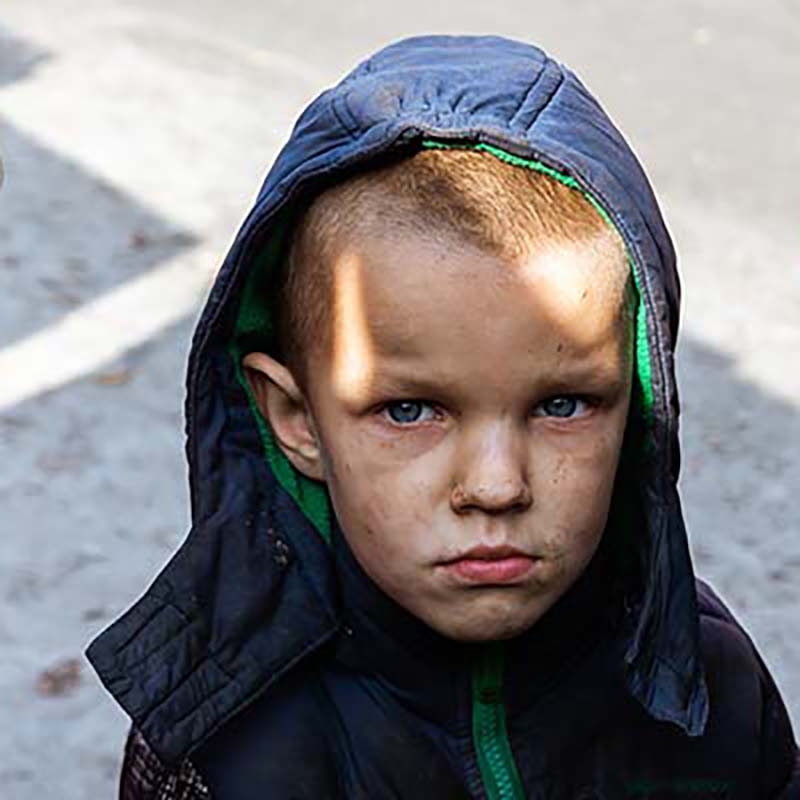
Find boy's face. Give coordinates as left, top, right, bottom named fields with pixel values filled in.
left=255, top=228, right=633, bottom=641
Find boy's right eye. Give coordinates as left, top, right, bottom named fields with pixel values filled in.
left=382, top=401, right=437, bottom=425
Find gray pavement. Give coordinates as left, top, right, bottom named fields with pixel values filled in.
left=1, top=2, right=798, bottom=797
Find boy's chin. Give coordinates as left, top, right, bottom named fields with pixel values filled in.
left=422, top=599, right=554, bottom=643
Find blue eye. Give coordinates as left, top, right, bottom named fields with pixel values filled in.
left=384, top=401, right=436, bottom=425
left=535, top=396, right=588, bottom=419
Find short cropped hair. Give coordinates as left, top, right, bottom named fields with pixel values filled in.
left=275, top=148, right=631, bottom=386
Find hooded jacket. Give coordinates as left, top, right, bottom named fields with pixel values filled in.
left=87, top=35, right=799, bottom=800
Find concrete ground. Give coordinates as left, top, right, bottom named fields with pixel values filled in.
left=0, top=1, right=797, bottom=796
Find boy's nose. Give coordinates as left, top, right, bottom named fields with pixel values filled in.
left=450, top=423, right=532, bottom=515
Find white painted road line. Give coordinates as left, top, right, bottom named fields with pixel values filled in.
left=0, top=247, right=217, bottom=412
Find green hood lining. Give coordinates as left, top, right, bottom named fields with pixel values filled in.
left=230, top=140, right=656, bottom=545
left=230, top=216, right=332, bottom=541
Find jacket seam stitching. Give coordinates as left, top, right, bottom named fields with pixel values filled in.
left=508, top=58, right=561, bottom=132
left=116, top=602, right=196, bottom=677
left=330, top=93, right=359, bottom=140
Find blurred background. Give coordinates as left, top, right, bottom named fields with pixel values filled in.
left=1, top=1, right=798, bottom=796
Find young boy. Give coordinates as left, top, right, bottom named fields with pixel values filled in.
left=87, top=35, right=798, bottom=799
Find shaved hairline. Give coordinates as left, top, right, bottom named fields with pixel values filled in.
left=274, top=148, right=634, bottom=389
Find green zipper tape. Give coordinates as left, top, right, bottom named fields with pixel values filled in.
left=472, top=645, right=526, bottom=800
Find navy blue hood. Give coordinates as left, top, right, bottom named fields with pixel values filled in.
left=87, top=34, right=707, bottom=766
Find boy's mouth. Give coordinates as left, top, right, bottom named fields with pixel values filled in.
left=438, top=545, right=539, bottom=585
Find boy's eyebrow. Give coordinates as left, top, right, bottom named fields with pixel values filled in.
left=366, top=360, right=628, bottom=399
left=534, top=365, right=629, bottom=396
left=365, top=370, right=460, bottom=399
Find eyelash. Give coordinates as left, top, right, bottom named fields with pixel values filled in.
left=380, top=400, right=441, bottom=426
left=379, top=396, right=594, bottom=426
left=532, top=396, right=593, bottom=419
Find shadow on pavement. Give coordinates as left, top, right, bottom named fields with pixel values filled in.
left=0, top=26, right=51, bottom=88
left=0, top=27, right=197, bottom=349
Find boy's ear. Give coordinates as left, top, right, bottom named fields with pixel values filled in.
left=242, top=352, right=325, bottom=482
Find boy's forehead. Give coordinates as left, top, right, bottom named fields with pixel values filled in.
left=321, top=228, right=631, bottom=398
left=341, top=227, right=629, bottom=329
left=284, top=147, right=634, bottom=389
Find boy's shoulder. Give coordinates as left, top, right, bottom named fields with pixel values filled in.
left=120, top=659, right=338, bottom=800
left=695, top=577, right=781, bottom=694
left=693, top=579, right=798, bottom=793
left=190, top=659, right=338, bottom=799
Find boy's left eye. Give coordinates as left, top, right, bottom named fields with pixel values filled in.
left=532, top=396, right=591, bottom=419
left=382, top=401, right=437, bottom=425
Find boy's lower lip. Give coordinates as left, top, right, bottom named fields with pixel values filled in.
left=440, top=556, right=538, bottom=584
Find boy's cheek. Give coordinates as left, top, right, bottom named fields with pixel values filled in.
left=533, top=437, right=620, bottom=499
left=325, top=432, right=450, bottom=506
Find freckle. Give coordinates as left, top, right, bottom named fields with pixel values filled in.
left=581, top=289, right=589, bottom=300
left=556, top=342, right=564, bottom=353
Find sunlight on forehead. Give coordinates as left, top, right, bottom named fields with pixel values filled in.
left=517, top=243, right=627, bottom=349
left=330, top=251, right=375, bottom=401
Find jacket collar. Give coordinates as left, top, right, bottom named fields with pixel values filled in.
left=87, top=445, right=342, bottom=766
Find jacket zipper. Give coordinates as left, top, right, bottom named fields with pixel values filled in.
left=471, top=644, right=526, bottom=800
